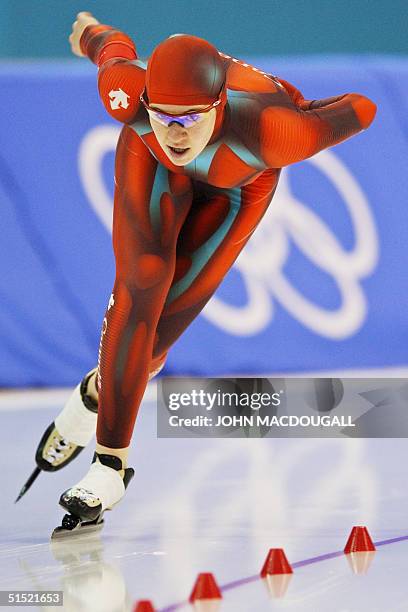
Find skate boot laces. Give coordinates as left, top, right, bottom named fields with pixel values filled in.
left=36, top=423, right=83, bottom=471
left=45, top=432, right=72, bottom=465
left=62, top=486, right=101, bottom=507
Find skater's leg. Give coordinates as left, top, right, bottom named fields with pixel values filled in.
left=57, top=127, right=193, bottom=526
left=84, top=350, right=166, bottom=406
left=152, top=170, right=280, bottom=359
left=86, top=173, right=279, bottom=394
left=94, top=127, right=192, bottom=455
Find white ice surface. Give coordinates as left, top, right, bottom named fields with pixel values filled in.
left=0, top=385, right=407, bottom=611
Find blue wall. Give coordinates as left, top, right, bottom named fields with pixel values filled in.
left=1, top=56, right=408, bottom=386
left=1, top=0, right=407, bottom=58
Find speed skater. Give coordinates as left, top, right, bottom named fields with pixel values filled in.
left=19, top=11, right=376, bottom=536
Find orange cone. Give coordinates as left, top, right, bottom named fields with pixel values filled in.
left=189, top=573, right=222, bottom=602
left=260, top=548, right=293, bottom=577
left=344, top=526, right=376, bottom=553
left=134, top=601, right=155, bottom=612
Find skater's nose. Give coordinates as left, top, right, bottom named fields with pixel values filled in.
left=168, top=122, right=188, bottom=142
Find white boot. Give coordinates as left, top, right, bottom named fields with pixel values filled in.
left=59, top=453, right=134, bottom=522
left=36, top=368, right=98, bottom=472
left=55, top=367, right=98, bottom=446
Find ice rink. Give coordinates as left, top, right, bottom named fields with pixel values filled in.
left=0, top=381, right=407, bottom=611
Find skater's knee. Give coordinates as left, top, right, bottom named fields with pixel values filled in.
left=133, top=254, right=170, bottom=290
left=116, top=253, right=172, bottom=295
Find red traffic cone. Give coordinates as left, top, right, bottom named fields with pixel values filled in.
left=134, top=601, right=155, bottom=612
left=260, top=548, right=293, bottom=577
left=344, top=526, right=376, bottom=554
left=189, top=573, right=222, bottom=602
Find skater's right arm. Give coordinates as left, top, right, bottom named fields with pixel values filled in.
left=69, top=12, right=145, bottom=123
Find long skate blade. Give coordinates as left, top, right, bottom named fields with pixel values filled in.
left=51, top=516, right=105, bottom=541
left=15, top=467, right=41, bottom=503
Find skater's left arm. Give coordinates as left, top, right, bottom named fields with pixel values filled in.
left=259, top=81, right=377, bottom=168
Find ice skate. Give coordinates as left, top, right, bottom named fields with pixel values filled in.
left=35, top=361, right=162, bottom=475
left=38, top=367, right=98, bottom=470
left=51, top=452, right=134, bottom=539
left=15, top=368, right=99, bottom=502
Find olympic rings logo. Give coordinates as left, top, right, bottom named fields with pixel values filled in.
left=79, top=125, right=379, bottom=340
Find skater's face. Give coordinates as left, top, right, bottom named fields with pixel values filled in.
left=147, top=103, right=217, bottom=166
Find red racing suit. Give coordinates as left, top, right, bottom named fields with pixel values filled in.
left=80, top=24, right=376, bottom=447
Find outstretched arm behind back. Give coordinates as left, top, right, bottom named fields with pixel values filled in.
left=260, top=77, right=377, bottom=168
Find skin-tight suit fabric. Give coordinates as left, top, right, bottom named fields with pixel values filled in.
left=80, top=24, right=377, bottom=447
